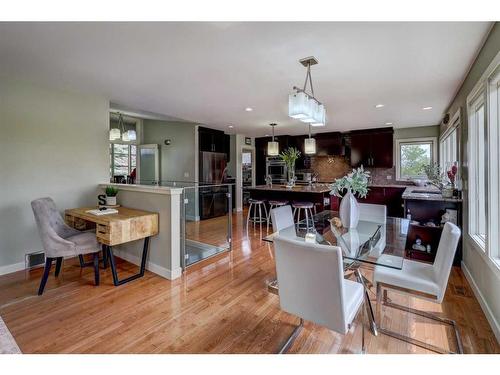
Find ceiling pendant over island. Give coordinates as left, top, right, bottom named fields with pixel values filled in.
left=288, top=56, right=326, bottom=127
left=267, top=123, right=279, bottom=156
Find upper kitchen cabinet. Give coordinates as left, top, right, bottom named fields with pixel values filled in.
left=199, top=127, right=229, bottom=155
left=314, top=132, right=342, bottom=156
left=350, top=127, right=393, bottom=168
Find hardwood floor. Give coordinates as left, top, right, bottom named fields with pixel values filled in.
left=0, top=210, right=498, bottom=354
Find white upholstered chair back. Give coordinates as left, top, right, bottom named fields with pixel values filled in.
left=271, top=205, right=295, bottom=232
left=273, top=235, right=350, bottom=334
left=432, top=222, right=461, bottom=302
left=358, top=203, right=387, bottom=224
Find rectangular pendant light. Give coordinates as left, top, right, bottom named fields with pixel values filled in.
left=311, top=103, right=326, bottom=126
left=288, top=91, right=311, bottom=120
left=267, top=141, right=279, bottom=156
left=304, top=137, right=316, bottom=155
left=300, top=98, right=317, bottom=123
left=109, top=128, right=121, bottom=141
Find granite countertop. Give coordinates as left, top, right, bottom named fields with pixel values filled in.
left=402, top=185, right=463, bottom=202
left=247, top=184, right=332, bottom=193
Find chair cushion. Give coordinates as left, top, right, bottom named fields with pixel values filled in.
left=373, top=255, right=439, bottom=298
left=66, top=232, right=100, bottom=255
left=343, top=279, right=364, bottom=325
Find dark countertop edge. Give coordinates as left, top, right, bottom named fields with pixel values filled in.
left=246, top=185, right=331, bottom=193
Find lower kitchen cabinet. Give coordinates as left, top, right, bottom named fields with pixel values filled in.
left=356, top=186, right=405, bottom=217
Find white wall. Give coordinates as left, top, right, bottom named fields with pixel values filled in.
left=0, top=78, right=109, bottom=273
left=142, top=119, right=198, bottom=183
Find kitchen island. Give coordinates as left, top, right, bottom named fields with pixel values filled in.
left=245, top=184, right=336, bottom=213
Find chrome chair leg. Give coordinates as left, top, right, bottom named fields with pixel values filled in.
left=376, top=283, right=464, bottom=354
left=361, top=301, right=367, bottom=354
left=278, top=318, right=304, bottom=354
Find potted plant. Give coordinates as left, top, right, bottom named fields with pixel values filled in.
left=279, top=147, right=301, bottom=187
left=329, top=166, right=370, bottom=228
left=105, top=186, right=119, bottom=206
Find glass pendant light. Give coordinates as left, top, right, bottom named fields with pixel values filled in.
left=311, top=103, right=326, bottom=127
left=304, top=124, right=316, bottom=155
left=109, top=128, right=121, bottom=141
left=288, top=56, right=327, bottom=127
left=288, top=91, right=311, bottom=120
left=267, top=123, right=279, bottom=156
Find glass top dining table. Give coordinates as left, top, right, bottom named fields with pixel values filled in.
left=264, top=210, right=410, bottom=270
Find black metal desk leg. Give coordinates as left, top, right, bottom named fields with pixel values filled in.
left=102, top=244, right=108, bottom=269
left=107, top=237, right=151, bottom=286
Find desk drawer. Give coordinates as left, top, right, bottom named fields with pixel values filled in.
left=96, top=224, right=110, bottom=242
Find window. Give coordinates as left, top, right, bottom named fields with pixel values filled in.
left=396, top=137, right=437, bottom=180
left=487, top=64, right=500, bottom=264
left=467, top=90, right=487, bottom=250
left=466, top=50, right=500, bottom=270
left=440, top=111, right=460, bottom=172
left=110, top=144, right=136, bottom=178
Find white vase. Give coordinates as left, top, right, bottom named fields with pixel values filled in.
left=106, top=196, right=117, bottom=206
left=339, top=190, right=360, bottom=228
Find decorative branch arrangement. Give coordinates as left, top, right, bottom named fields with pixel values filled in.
left=329, top=166, right=370, bottom=198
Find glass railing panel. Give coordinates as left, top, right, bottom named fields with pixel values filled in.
left=181, top=183, right=233, bottom=268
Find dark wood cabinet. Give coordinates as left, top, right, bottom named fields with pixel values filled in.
left=315, top=132, right=342, bottom=156
left=350, top=127, right=393, bottom=168
left=199, top=127, right=228, bottom=154
left=356, top=186, right=405, bottom=217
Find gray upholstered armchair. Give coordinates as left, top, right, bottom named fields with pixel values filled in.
left=31, top=197, right=101, bottom=295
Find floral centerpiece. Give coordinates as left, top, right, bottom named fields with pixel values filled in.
left=279, top=147, right=301, bottom=186
left=329, top=166, right=370, bottom=228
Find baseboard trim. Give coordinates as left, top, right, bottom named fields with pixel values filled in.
left=0, top=262, right=25, bottom=276
left=112, top=248, right=182, bottom=280
left=462, top=261, right=500, bottom=344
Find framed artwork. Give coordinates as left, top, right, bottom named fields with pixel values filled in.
left=245, top=137, right=252, bottom=145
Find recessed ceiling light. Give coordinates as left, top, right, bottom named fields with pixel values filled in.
left=245, top=107, right=253, bottom=112
left=228, top=125, right=234, bottom=129
left=422, top=106, right=433, bottom=110
left=265, top=134, right=270, bottom=137
left=385, top=122, right=393, bottom=125
left=375, top=104, right=385, bottom=108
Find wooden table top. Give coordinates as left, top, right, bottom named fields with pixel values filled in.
left=65, top=206, right=158, bottom=224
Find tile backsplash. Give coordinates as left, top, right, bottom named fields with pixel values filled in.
left=309, top=155, right=407, bottom=186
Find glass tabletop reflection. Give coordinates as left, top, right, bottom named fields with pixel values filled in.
left=265, top=210, right=409, bottom=270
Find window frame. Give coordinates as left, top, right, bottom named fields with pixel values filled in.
left=439, top=109, right=461, bottom=173
left=465, top=49, right=500, bottom=273
left=467, top=90, right=487, bottom=252
left=395, top=137, right=438, bottom=181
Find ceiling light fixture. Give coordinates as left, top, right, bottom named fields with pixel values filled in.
left=385, top=122, right=393, bottom=125
left=304, top=124, right=317, bottom=155
left=245, top=107, right=253, bottom=112
left=228, top=125, right=234, bottom=129
left=422, top=106, right=433, bottom=110
left=289, top=56, right=326, bottom=127
left=267, top=123, right=279, bottom=156
left=375, top=104, right=385, bottom=108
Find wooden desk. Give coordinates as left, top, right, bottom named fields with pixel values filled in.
left=65, top=207, right=158, bottom=286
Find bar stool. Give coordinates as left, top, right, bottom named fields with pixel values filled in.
left=267, top=200, right=288, bottom=231
left=292, top=201, right=315, bottom=230
left=246, top=199, right=268, bottom=231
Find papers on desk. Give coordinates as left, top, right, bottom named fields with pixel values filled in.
left=86, top=208, right=119, bottom=216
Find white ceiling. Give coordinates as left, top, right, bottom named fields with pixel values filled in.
left=0, top=22, right=492, bottom=136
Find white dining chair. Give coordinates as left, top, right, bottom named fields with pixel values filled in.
left=373, top=222, right=462, bottom=353
left=270, top=205, right=295, bottom=233
left=273, top=235, right=367, bottom=353
left=358, top=203, right=387, bottom=224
